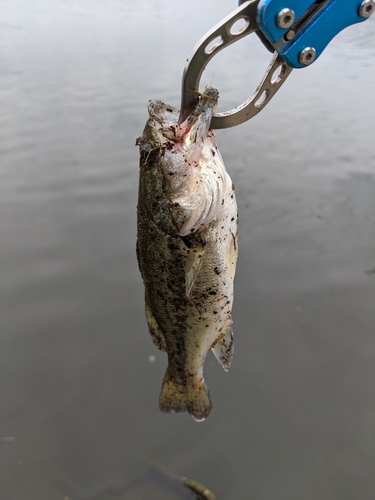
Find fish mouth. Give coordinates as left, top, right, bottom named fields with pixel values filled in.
left=143, top=87, right=219, bottom=151
left=178, top=86, right=219, bottom=148
left=167, top=86, right=226, bottom=236
left=142, top=87, right=225, bottom=236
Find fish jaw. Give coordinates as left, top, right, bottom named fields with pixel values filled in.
left=176, top=87, right=219, bottom=161
left=140, top=88, right=228, bottom=237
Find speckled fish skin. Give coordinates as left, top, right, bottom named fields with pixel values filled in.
left=136, top=87, right=238, bottom=421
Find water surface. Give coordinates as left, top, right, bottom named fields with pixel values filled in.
left=0, top=1, right=374, bottom=499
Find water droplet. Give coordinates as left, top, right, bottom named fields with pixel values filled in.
left=192, top=416, right=205, bottom=423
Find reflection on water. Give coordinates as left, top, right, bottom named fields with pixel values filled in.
left=0, top=1, right=374, bottom=499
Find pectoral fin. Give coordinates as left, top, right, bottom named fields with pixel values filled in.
left=185, top=244, right=206, bottom=297
left=145, top=298, right=166, bottom=351
left=212, top=321, right=234, bottom=372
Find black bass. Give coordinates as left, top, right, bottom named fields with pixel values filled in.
left=136, top=87, right=238, bottom=421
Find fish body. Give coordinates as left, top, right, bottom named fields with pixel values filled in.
left=136, top=87, right=238, bottom=420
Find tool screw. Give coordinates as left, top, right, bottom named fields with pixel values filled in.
left=284, top=29, right=295, bottom=41
left=277, top=8, right=295, bottom=29
left=359, top=0, right=375, bottom=18
left=299, top=47, right=316, bottom=66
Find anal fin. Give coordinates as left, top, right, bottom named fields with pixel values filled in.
left=145, top=298, right=166, bottom=351
left=212, top=321, right=234, bottom=372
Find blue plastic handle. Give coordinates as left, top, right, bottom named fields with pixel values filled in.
left=257, top=0, right=372, bottom=68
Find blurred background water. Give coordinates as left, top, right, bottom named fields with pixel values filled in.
left=0, top=1, right=374, bottom=498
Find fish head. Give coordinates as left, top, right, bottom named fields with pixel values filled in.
left=142, top=88, right=230, bottom=236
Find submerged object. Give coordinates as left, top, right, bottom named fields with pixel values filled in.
left=123, top=460, right=216, bottom=500
left=136, top=87, right=238, bottom=420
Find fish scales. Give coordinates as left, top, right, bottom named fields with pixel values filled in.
left=136, top=87, right=238, bottom=420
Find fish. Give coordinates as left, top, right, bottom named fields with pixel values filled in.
left=136, top=86, right=238, bottom=421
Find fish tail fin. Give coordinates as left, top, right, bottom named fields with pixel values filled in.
left=159, top=370, right=212, bottom=421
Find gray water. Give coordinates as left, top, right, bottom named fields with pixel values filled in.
left=1, top=1, right=374, bottom=499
